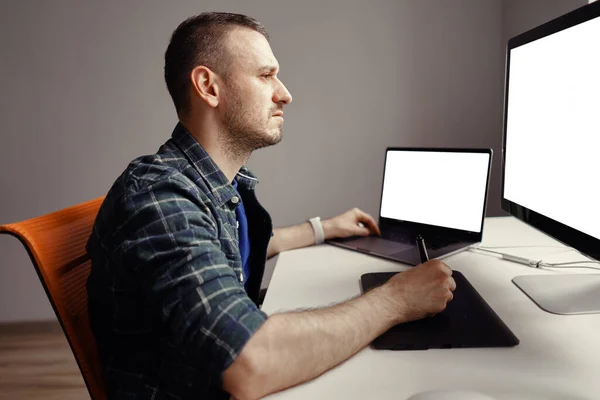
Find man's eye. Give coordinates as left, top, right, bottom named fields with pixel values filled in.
left=262, top=74, right=272, bottom=79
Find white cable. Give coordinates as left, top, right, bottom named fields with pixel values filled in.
left=479, top=245, right=586, bottom=257
left=479, top=245, right=570, bottom=249
left=538, top=263, right=600, bottom=271
left=548, top=260, right=600, bottom=266
left=468, top=246, right=600, bottom=270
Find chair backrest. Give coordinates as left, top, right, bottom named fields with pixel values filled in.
left=0, top=197, right=107, bottom=400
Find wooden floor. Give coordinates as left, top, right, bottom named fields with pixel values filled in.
left=0, top=321, right=89, bottom=400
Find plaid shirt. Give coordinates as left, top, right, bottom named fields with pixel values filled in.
left=86, top=123, right=272, bottom=400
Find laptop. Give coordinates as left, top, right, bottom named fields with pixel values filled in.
left=327, top=147, right=493, bottom=265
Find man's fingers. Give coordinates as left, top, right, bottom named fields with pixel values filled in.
left=448, top=276, right=456, bottom=292
left=436, top=262, right=453, bottom=277
left=356, top=227, right=371, bottom=237
left=356, top=209, right=381, bottom=235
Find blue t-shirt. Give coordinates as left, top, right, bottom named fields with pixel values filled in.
left=232, top=180, right=251, bottom=286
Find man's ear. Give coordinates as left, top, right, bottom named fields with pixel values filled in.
left=190, top=66, right=220, bottom=108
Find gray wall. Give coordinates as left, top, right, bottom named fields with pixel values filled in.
left=503, top=0, right=586, bottom=40
left=0, top=0, right=585, bottom=322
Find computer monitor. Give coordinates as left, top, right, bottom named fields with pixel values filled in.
left=501, top=1, right=600, bottom=314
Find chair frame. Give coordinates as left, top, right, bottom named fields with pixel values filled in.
left=0, top=197, right=106, bottom=400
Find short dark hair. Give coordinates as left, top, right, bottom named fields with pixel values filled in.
left=164, top=12, right=269, bottom=115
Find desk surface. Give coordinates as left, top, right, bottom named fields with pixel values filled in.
left=261, top=217, right=600, bottom=400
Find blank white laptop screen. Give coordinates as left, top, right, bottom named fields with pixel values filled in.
left=504, top=14, right=600, bottom=240
left=380, top=151, right=490, bottom=233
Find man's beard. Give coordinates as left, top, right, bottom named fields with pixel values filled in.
left=220, top=95, right=282, bottom=161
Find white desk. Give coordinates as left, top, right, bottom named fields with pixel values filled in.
left=261, top=217, right=600, bottom=400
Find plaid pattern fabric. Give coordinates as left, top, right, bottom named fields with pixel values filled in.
left=86, top=123, right=272, bottom=399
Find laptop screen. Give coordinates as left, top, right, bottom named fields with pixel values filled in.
left=380, top=150, right=490, bottom=233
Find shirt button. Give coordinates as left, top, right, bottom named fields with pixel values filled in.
left=240, top=272, right=244, bottom=282
left=236, top=221, right=240, bottom=229
left=231, top=196, right=239, bottom=204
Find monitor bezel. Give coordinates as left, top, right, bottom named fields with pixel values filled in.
left=501, top=1, right=600, bottom=261
left=378, top=147, right=492, bottom=242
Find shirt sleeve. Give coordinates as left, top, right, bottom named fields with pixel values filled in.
left=105, top=175, right=267, bottom=376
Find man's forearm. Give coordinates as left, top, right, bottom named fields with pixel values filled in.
left=267, top=223, right=313, bottom=258
left=223, top=284, right=401, bottom=400
left=267, top=220, right=335, bottom=258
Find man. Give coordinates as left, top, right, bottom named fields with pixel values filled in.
left=86, top=12, right=456, bottom=400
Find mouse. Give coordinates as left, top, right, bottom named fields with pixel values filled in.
left=406, top=389, right=495, bottom=400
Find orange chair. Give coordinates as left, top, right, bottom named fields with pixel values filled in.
left=0, top=197, right=107, bottom=400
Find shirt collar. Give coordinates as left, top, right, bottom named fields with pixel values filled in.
left=171, top=122, right=259, bottom=207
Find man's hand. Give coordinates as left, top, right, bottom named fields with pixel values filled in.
left=322, top=208, right=381, bottom=240
left=267, top=208, right=380, bottom=258
left=381, top=260, right=456, bottom=323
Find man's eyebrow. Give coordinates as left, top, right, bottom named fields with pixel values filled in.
left=258, top=66, right=278, bottom=74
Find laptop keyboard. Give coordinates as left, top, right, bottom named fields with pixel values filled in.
left=429, top=237, right=460, bottom=250
left=382, top=231, right=460, bottom=250
left=382, top=231, right=414, bottom=244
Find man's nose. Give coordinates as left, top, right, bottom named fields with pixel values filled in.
left=274, top=78, right=292, bottom=105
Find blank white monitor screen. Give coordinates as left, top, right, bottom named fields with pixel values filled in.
left=380, top=151, right=490, bottom=233
left=504, top=14, right=600, bottom=240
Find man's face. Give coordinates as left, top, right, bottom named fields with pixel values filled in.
left=218, top=28, right=293, bottom=154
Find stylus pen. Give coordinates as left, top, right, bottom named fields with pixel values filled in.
left=416, top=235, right=429, bottom=263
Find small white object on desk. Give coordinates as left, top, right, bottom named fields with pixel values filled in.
left=406, top=389, right=495, bottom=400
